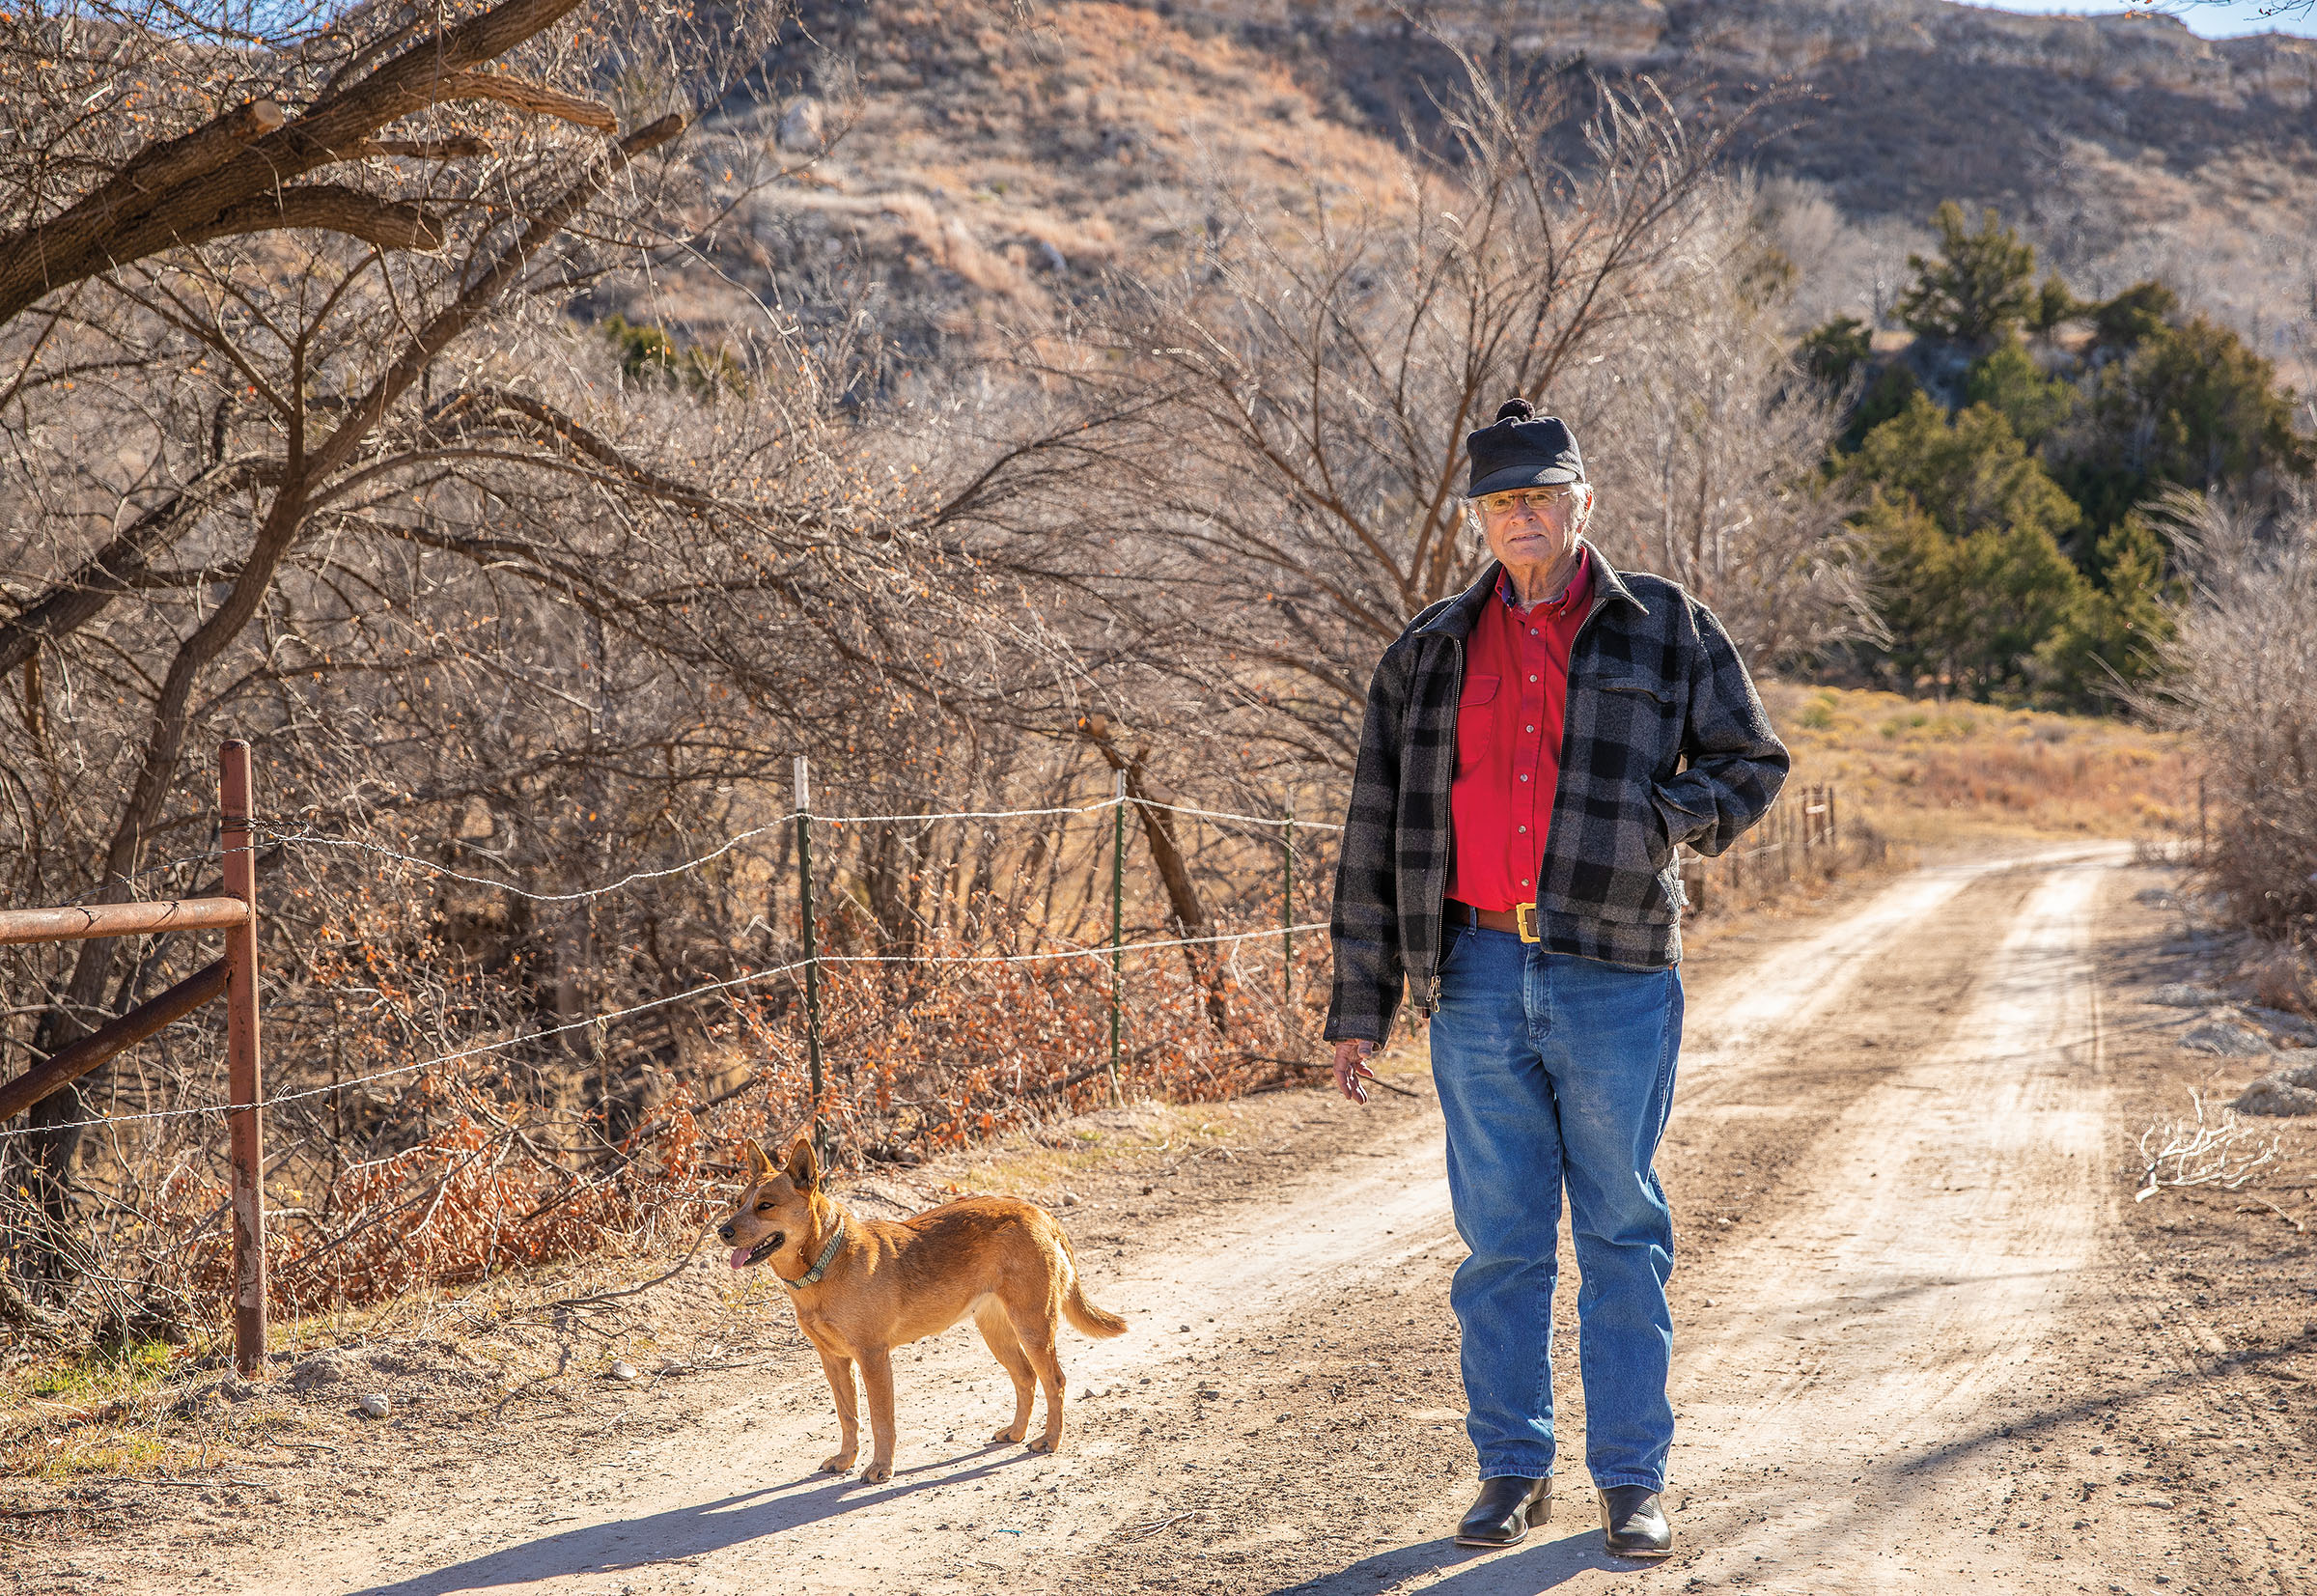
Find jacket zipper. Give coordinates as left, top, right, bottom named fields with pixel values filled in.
left=1426, top=633, right=1466, bottom=1012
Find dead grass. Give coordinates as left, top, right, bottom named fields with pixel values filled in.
left=1763, top=682, right=2198, bottom=853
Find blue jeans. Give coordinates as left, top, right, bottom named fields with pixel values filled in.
left=1429, top=925, right=1683, bottom=1491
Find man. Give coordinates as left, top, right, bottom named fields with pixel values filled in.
left=1325, top=398, right=1787, bottom=1557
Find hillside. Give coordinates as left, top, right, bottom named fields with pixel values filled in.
left=639, top=0, right=2317, bottom=382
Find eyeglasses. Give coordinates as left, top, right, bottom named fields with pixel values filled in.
left=1477, top=486, right=1579, bottom=517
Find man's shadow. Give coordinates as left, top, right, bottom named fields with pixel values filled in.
left=1270, top=1530, right=1658, bottom=1595
left=338, top=1445, right=1036, bottom=1596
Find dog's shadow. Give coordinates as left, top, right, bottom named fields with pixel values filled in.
left=337, top=1444, right=1035, bottom=1596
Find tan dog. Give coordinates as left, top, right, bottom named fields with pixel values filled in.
left=718, top=1133, right=1128, bottom=1483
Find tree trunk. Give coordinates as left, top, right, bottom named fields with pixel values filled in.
left=1077, top=717, right=1228, bottom=1034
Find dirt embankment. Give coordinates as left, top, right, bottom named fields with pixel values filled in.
left=7, top=850, right=2314, bottom=1596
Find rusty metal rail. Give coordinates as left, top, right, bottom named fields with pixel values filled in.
left=0, top=895, right=248, bottom=945
left=1, top=740, right=266, bottom=1374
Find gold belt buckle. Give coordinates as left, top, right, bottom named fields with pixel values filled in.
left=1514, top=902, right=1540, bottom=943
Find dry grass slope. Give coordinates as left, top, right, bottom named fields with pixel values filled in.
left=1765, top=681, right=2197, bottom=850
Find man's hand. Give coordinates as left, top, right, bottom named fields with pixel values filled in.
left=1332, top=1038, right=1378, bottom=1105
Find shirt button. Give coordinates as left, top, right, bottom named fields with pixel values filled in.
left=1518, top=826, right=1527, bottom=834
left=1520, top=772, right=1529, bottom=781
left=1529, top=629, right=1538, bottom=637
left=1528, top=674, right=1538, bottom=683
left=1525, top=725, right=1535, bottom=734
left=1521, top=878, right=1531, bottom=886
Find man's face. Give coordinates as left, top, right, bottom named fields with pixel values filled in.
left=1476, top=484, right=1588, bottom=570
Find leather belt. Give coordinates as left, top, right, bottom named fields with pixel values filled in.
left=1445, top=898, right=1541, bottom=943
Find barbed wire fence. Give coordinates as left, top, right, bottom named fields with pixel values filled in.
left=0, top=751, right=1349, bottom=1347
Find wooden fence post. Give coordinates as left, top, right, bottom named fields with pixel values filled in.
left=219, top=740, right=266, bottom=1378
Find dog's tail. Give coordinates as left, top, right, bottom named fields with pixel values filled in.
left=1058, top=1236, right=1129, bottom=1338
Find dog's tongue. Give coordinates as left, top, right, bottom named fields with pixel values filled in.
left=728, top=1246, right=754, bottom=1271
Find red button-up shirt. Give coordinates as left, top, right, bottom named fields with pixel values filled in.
left=1448, top=550, right=1593, bottom=911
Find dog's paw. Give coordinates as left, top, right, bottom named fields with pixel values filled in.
left=820, top=1453, right=855, bottom=1473
left=1024, top=1434, right=1059, bottom=1454
left=990, top=1422, right=1026, bottom=1443
left=860, top=1461, right=893, bottom=1484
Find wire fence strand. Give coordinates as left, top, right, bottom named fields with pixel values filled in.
left=0, top=920, right=1330, bottom=1141
left=232, top=795, right=1337, bottom=908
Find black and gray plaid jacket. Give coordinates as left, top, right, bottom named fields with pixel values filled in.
left=1324, top=545, right=1788, bottom=1044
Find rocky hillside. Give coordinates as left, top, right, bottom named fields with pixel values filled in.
left=1269, top=1, right=2317, bottom=338
left=634, top=0, right=2317, bottom=378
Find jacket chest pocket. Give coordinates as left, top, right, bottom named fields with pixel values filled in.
left=1591, top=677, right=1681, bottom=773
left=1456, top=674, right=1500, bottom=772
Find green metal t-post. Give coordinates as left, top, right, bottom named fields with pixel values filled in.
left=795, top=755, right=828, bottom=1163
left=1281, top=812, right=1295, bottom=1016
left=1106, top=769, right=1126, bottom=1108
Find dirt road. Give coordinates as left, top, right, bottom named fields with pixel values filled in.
left=51, top=849, right=2316, bottom=1595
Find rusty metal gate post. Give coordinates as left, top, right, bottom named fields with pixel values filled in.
left=219, top=740, right=266, bottom=1376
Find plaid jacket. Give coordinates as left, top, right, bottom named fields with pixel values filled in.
left=1324, top=544, right=1788, bottom=1043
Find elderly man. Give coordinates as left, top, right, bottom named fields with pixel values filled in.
left=1325, top=399, right=1786, bottom=1557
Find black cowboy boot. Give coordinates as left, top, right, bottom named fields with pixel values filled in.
left=1598, top=1485, right=1672, bottom=1557
left=1454, top=1475, right=1551, bottom=1548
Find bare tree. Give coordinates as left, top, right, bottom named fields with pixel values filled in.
left=2145, top=488, right=2317, bottom=940
left=0, top=0, right=796, bottom=1282
left=965, top=55, right=1777, bottom=776
left=1569, top=190, right=1872, bottom=668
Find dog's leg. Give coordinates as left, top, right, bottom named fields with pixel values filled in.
left=1019, top=1310, right=1069, bottom=1454
left=974, top=1301, right=1036, bottom=1444
left=856, top=1345, right=898, bottom=1484
left=817, top=1351, right=858, bottom=1473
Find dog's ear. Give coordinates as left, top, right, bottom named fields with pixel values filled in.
left=744, top=1138, right=775, bottom=1180
left=785, top=1133, right=819, bottom=1190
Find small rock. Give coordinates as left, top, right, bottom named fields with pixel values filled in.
left=2150, top=982, right=2221, bottom=1007
left=286, top=1353, right=351, bottom=1391
left=356, top=1393, right=390, bottom=1419
left=608, top=1361, right=639, bottom=1383
left=2244, top=1005, right=2317, bottom=1047
left=2233, top=1077, right=2317, bottom=1117
left=2182, top=1019, right=2271, bottom=1057
left=1059, top=1190, right=1080, bottom=1207
left=775, top=97, right=824, bottom=153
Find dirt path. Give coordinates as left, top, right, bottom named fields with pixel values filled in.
left=49, top=847, right=2315, bottom=1596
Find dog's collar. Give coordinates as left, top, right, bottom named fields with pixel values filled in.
left=781, top=1215, right=844, bottom=1292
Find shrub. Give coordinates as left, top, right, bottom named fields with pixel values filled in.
left=2147, top=491, right=2317, bottom=943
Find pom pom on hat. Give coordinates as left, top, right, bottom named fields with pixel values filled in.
left=1493, top=396, right=1535, bottom=423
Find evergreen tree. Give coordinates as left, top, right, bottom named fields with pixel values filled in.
left=2027, top=273, right=2084, bottom=337
left=2088, top=281, right=2179, bottom=352
left=1966, top=340, right=2075, bottom=452
left=2037, top=514, right=2177, bottom=708
left=1844, top=393, right=2090, bottom=701
left=1801, top=316, right=1873, bottom=392
left=2056, top=312, right=2313, bottom=536
left=1895, top=202, right=2039, bottom=349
